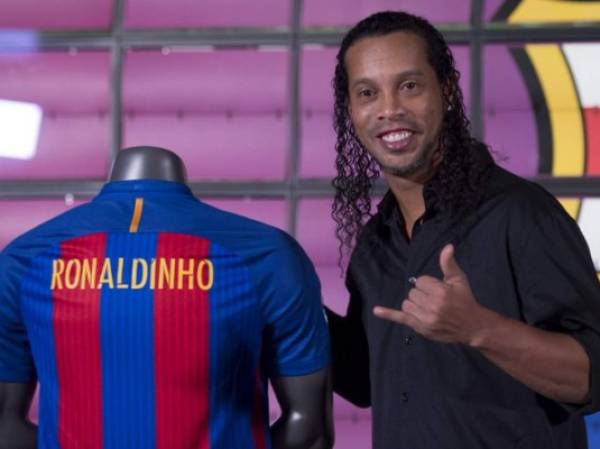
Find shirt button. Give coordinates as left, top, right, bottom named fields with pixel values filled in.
left=401, top=392, right=409, bottom=402
left=408, top=277, right=417, bottom=285
left=404, top=335, right=413, bottom=345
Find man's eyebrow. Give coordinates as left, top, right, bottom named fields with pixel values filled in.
left=350, top=78, right=374, bottom=89
left=397, top=70, right=426, bottom=79
left=350, top=70, right=426, bottom=89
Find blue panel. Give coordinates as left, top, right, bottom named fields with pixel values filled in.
left=208, top=243, right=266, bottom=448
left=586, top=413, right=600, bottom=448
left=100, top=232, right=157, bottom=449
left=21, top=245, right=61, bottom=449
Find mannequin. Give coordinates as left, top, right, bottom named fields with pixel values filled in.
left=109, top=146, right=188, bottom=182
left=0, top=381, right=36, bottom=449
left=0, top=146, right=333, bottom=449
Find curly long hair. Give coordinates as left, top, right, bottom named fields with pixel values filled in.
left=332, top=11, right=492, bottom=263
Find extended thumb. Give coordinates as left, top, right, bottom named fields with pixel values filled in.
left=440, top=244, right=463, bottom=279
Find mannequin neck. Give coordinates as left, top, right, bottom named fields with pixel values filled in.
left=109, top=146, right=187, bottom=183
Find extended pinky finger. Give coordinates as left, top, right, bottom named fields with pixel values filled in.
left=373, top=306, right=419, bottom=331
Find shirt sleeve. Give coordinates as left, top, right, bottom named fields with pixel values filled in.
left=0, top=246, right=36, bottom=382
left=260, top=233, right=330, bottom=378
left=511, top=191, right=600, bottom=414
left=325, top=268, right=371, bottom=407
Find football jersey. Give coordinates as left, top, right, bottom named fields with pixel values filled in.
left=0, top=180, right=330, bottom=449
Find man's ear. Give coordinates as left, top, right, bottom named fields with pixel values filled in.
left=442, top=84, right=454, bottom=112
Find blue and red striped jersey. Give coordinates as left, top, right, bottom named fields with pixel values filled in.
left=0, top=180, right=330, bottom=449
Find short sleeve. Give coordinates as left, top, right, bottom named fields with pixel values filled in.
left=260, top=234, right=330, bottom=378
left=0, top=247, right=36, bottom=382
left=511, top=192, right=600, bottom=414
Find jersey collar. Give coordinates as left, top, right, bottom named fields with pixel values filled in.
left=96, top=180, right=193, bottom=197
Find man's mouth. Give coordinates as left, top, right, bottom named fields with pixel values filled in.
left=377, top=129, right=414, bottom=150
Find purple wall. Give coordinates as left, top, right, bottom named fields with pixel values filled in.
left=1, top=2, right=598, bottom=448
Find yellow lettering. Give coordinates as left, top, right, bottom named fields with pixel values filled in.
left=150, top=258, right=156, bottom=290
left=49, top=256, right=216, bottom=291
left=197, top=259, right=214, bottom=291
left=65, top=259, right=82, bottom=290
left=131, top=258, right=148, bottom=289
left=98, top=258, right=114, bottom=289
left=81, top=258, right=97, bottom=290
left=116, top=257, right=129, bottom=289
left=177, top=258, right=195, bottom=289
left=51, top=259, right=65, bottom=290
left=158, top=258, right=175, bottom=289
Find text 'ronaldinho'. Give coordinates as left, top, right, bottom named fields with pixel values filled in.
left=50, top=257, right=214, bottom=291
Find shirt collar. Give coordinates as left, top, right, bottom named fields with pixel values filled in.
left=96, top=179, right=193, bottom=197
left=377, top=181, right=438, bottom=228
left=376, top=146, right=495, bottom=228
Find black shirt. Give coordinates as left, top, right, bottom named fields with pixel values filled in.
left=327, top=164, right=600, bottom=449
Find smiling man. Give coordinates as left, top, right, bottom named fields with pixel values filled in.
left=326, top=11, right=600, bottom=449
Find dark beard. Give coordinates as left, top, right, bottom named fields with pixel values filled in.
left=378, top=144, right=430, bottom=177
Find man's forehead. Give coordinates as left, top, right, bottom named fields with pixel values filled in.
left=345, top=32, right=430, bottom=77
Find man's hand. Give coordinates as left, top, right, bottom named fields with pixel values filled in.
left=374, top=244, right=593, bottom=403
left=373, top=244, right=488, bottom=344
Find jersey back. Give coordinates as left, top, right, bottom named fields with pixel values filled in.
left=0, top=180, right=330, bottom=449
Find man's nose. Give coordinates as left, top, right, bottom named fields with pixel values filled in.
left=377, top=91, right=406, bottom=121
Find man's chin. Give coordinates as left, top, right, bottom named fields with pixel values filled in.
left=381, top=162, right=423, bottom=178
left=376, top=145, right=439, bottom=180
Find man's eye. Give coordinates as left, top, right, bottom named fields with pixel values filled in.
left=358, top=89, right=373, bottom=97
left=404, top=81, right=417, bottom=90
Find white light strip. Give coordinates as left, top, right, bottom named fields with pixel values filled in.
left=168, top=45, right=215, bottom=53
left=257, top=45, right=288, bottom=52
left=0, top=99, right=43, bottom=160
left=563, top=43, right=600, bottom=108
left=578, top=198, right=600, bottom=271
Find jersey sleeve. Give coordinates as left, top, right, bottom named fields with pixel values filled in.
left=511, top=192, right=600, bottom=414
left=259, top=233, right=330, bottom=378
left=0, top=246, right=36, bottom=382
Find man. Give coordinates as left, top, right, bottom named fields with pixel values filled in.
left=326, top=11, right=600, bottom=449
left=0, top=147, right=333, bottom=449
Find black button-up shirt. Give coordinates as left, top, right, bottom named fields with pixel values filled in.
left=328, top=164, right=600, bottom=449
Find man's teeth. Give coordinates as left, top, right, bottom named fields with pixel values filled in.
left=381, top=131, right=412, bottom=143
